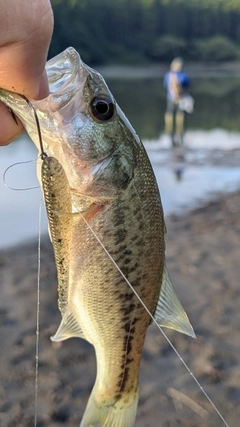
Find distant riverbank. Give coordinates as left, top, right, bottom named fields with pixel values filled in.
left=97, top=61, right=240, bottom=79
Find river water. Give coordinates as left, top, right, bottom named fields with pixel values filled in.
left=1, top=130, right=240, bottom=248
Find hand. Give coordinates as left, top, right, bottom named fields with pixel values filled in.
left=0, top=0, right=53, bottom=145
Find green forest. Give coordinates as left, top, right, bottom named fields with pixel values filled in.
left=50, top=0, right=240, bottom=65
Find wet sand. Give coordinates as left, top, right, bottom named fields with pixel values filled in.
left=1, top=189, right=240, bottom=426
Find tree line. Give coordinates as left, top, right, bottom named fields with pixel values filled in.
left=50, top=0, right=240, bottom=65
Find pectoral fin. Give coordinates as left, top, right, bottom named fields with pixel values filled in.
left=51, top=309, right=86, bottom=342
left=154, top=265, right=196, bottom=338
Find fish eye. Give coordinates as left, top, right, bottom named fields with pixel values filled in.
left=90, top=96, right=114, bottom=121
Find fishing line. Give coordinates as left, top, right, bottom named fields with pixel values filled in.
left=3, top=158, right=40, bottom=191
left=34, top=197, right=43, bottom=427
left=79, top=212, right=230, bottom=427
left=3, top=94, right=46, bottom=190
left=14, top=94, right=46, bottom=426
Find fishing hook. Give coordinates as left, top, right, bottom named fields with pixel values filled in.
left=18, top=94, right=47, bottom=160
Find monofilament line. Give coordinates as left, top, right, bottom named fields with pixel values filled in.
left=13, top=94, right=45, bottom=426
left=80, top=212, right=230, bottom=427
left=34, top=197, right=42, bottom=427
left=3, top=159, right=40, bottom=191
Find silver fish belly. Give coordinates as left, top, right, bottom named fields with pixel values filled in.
left=0, top=47, right=195, bottom=427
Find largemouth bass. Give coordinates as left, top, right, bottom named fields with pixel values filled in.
left=0, top=47, right=195, bottom=427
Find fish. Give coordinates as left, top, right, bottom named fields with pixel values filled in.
left=0, top=47, right=195, bottom=427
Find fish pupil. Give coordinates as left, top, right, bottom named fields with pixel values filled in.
left=90, top=96, right=114, bottom=121
left=96, top=100, right=108, bottom=114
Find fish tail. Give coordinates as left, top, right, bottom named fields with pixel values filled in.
left=80, top=386, right=139, bottom=427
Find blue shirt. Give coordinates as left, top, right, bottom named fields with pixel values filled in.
left=163, top=71, right=190, bottom=100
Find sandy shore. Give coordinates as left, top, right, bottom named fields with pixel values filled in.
left=1, top=189, right=240, bottom=427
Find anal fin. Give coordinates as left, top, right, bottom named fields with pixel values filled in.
left=154, top=264, right=196, bottom=338
left=51, top=309, right=86, bottom=342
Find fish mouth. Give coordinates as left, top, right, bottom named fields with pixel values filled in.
left=0, top=48, right=89, bottom=152
left=46, top=47, right=87, bottom=110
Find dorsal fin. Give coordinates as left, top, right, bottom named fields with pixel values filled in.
left=51, top=309, right=86, bottom=342
left=154, top=264, right=196, bottom=338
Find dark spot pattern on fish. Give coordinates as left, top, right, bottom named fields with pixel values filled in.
left=117, top=367, right=129, bottom=389
left=115, top=322, right=139, bottom=396
left=131, top=317, right=139, bottom=326
left=114, top=393, right=123, bottom=401
left=133, top=205, right=142, bottom=218
left=121, top=321, right=131, bottom=333
left=112, top=213, right=125, bottom=228
left=130, top=234, right=139, bottom=242
left=124, top=249, right=132, bottom=255
left=113, top=230, right=127, bottom=245
left=121, top=265, right=141, bottom=278
left=129, top=278, right=141, bottom=287
left=117, top=292, right=134, bottom=301
left=126, top=341, right=133, bottom=356
left=120, top=304, right=135, bottom=317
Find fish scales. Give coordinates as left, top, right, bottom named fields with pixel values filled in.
left=67, top=146, right=164, bottom=404
left=0, top=47, right=194, bottom=427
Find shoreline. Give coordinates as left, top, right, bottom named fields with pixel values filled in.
left=96, top=61, right=240, bottom=79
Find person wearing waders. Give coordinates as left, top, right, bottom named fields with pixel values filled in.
left=163, top=57, right=190, bottom=147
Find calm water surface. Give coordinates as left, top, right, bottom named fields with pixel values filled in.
left=107, top=76, right=240, bottom=138
left=1, top=76, right=240, bottom=248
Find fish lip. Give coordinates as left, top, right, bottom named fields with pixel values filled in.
left=39, top=47, right=89, bottom=115
left=46, top=47, right=85, bottom=97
